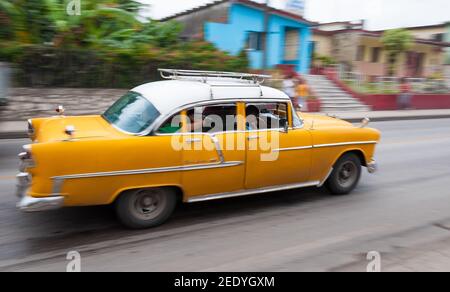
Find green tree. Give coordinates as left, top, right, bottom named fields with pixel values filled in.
left=0, top=0, right=55, bottom=43
left=381, top=28, right=413, bottom=76
left=0, top=0, right=146, bottom=45
left=0, top=0, right=250, bottom=87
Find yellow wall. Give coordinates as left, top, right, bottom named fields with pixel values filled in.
left=312, top=34, right=333, bottom=56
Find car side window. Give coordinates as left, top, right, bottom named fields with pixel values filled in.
left=292, top=107, right=303, bottom=128
left=246, top=102, right=288, bottom=130
left=156, top=113, right=183, bottom=134
left=186, top=104, right=238, bottom=133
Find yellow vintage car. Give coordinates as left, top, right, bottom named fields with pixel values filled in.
left=17, top=69, right=380, bottom=229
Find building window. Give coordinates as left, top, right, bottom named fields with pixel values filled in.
left=284, top=28, right=300, bottom=61
left=247, top=32, right=263, bottom=51
left=371, top=47, right=381, bottom=63
left=433, top=33, right=444, bottom=42
left=310, top=41, right=317, bottom=56
left=356, top=45, right=365, bottom=61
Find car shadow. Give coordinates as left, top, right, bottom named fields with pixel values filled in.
left=1, top=186, right=337, bottom=262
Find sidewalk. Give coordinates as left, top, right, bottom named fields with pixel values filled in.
left=0, top=121, right=28, bottom=139
left=0, top=88, right=126, bottom=139
left=322, top=109, right=450, bottom=123
left=1, top=88, right=450, bottom=139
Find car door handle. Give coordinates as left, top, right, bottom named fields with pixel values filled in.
left=247, top=135, right=259, bottom=141
left=185, top=138, right=202, bottom=143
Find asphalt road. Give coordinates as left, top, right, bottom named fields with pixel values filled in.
left=0, top=119, right=450, bottom=272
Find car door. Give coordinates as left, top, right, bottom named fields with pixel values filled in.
left=244, top=102, right=313, bottom=190
left=180, top=103, right=246, bottom=199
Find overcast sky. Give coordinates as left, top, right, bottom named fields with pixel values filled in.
left=139, top=0, right=450, bottom=30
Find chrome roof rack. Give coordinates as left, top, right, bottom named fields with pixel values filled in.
left=158, top=69, right=271, bottom=85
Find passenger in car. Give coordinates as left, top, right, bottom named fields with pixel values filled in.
left=246, top=105, right=260, bottom=130
left=187, top=110, right=204, bottom=133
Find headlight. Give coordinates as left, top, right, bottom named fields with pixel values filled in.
left=19, top=145, right=35, bottom=172
left=360, top=117, right=370, bottom=128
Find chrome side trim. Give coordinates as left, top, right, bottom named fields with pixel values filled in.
left=313, top=141, right=378, bottom=148
left=187, top=181, right=321, bottom=203
left=52, top=161, right=244, bottom=181
left=273, top=141, right=377, bottom=153
left=273, top=145, right=313, bottom=152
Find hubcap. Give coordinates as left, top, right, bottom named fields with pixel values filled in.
left=337, top=161, right=357, bottom=188
left=131, top=190, right=166, bottom=220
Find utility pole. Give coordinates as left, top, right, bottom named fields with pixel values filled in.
left=262, top=0, right=270, bottom=71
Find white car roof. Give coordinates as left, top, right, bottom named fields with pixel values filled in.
left=132, top=80, right=290, bottom=115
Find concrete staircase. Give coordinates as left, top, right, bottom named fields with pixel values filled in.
left=304, top=75, right=370, bottom=112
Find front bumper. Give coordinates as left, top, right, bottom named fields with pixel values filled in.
left=17, top=194, right=64, bottom=212
left=367, top=160, right=378, bottom=174
left=16, top=172, right=64, bottom=212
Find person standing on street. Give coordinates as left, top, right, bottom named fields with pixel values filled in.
left=282, top=73, right=297, bottom=109
left=296, top=77, right=309, bottom=111
left=398, top=78, right=412, bottom=110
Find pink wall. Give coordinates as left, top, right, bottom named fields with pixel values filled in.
left=359, top=94, right=450, bottom=111
left=306, top=99, right=321, bottom=112
left=324, top=69, right=450, bottom=111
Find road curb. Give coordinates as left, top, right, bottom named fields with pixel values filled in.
left=1, top=114, right=450, bottom=139
left=343, top=114, right=450, bottom=123
left=0, top=132, right=28, bottom=140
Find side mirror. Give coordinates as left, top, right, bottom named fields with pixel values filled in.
left=280, top=118, right=289, bottom=133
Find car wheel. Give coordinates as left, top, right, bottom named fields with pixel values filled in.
left=326, top=153, right=362, bottom=195
left=115, top=188, right=177, bottom=229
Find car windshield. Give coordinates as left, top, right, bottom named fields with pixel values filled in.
left=103, top=92, right=160, bottom=134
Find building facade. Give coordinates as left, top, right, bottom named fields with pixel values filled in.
left=312, top=21, right=450, bottom=79
left=162, top=0, right=314, bottom=74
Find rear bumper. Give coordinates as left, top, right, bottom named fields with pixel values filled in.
left=367, top=160, right=377, bottom=174
left=16, top=172, right=64, bottom=212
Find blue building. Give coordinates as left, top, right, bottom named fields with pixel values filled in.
left=162, top=0, right=315, bottom=74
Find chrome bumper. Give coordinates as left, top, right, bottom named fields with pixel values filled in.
left=367, top=160, right=378, bottom=174
left=17, top=194, right=64, bottom=212
left=16, top=172, right=31, bottom=198
left=16, top=172, right=64, bottom=212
